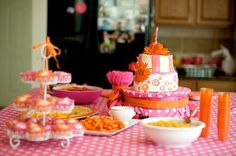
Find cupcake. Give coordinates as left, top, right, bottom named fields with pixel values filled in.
left=25, top=122, right=47, bottom=141
left=52, top=123, right=73, bottom=139
left=65, top=118, right=84, bottom=136
left=25, top=117, right=39, bottom=124
left=54, top=97, right=74, bottom=113
left=66, top=118, right=77, bottom=126
left=11, top=121, right=27, bottom=139
left=53, top=119, right=65, bottom=125
left=42, top=124, right=52, bottom=139
left=13, top=94, right=32, bottom=111
left=31, top=99, right=53, bottom=115
left=38, top=116, right=54, bottom=125
left=19, top=71, right=37, bottom=83
left=5, top=119, right=18, bottom=137
left=53, top=71, right=72, bottom=83
left=72, top=122, right=84, bottom=137
left=36, top=69, right=57, bottom=84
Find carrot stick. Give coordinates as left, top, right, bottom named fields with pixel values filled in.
left=199, top=88, right=213, bottom=137
left=217, top=92, right=231, bottom=141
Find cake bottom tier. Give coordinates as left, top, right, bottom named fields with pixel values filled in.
left=123, top=102, right=191, bottom=118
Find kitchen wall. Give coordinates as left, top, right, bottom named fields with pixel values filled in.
left=150, top=25, right=235, bottom=64
left=0, top=0, right=47, bottom=108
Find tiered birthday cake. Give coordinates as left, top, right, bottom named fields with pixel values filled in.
left=122, top=28, right=191, bottom=118
left=133, top=43, right=178, bottom=92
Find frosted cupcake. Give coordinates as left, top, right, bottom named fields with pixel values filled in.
left=25, top=117, right=39, bottom=124
left=54, top=97, right=74, bottom=113
left=52, top=123, right=73, bottom=139
left=25, top=122, right=47, bottom=141
left=19, top=71, right=37, bottom=83
left=5, top=119, right=18, bottom=138
left=66, top=118, right=77, bottom=126
left=53, top=71, right=72, bottom=83
left=11, top=121, right=27, bottom=139
left=43, top=124, right=52, bottom=138
left=36, top=69, right=57, bottom=84
left=53, top=119, right=65, bottom=125
left=38, top=116, right=54, bottom=125
left=72, top=122, right=84, bottom=137
left=13, top=94, right=32, bottom=111
left=31, top=99, right=53, bottom=115
left=65, top=119, right=84, bottom=136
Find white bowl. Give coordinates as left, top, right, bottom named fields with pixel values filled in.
left=141, top=117, right=205, bottom=148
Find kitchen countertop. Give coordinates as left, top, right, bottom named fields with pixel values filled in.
left=177, top=67, right=236, bottom=81
left=179, top=75, right=236, bottom=81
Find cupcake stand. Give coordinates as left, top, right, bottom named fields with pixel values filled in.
left=5, top=38, right=84, bottom=148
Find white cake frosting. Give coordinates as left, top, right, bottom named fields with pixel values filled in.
left=134, top=53, right=178, bottom=92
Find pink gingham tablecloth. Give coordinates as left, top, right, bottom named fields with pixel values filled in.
left=0, top=89, right=236, bottom=156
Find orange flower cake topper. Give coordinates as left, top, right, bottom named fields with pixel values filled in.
left=33, top=36, right=61, bottom=69
left=144, top=27, right=169, bottom=55
left=134, top=61, right=151, bottom=83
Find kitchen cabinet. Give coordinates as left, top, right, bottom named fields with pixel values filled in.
left=179, top=78, right=236, bottom=92
left=154, top=0, right=234, bottom=27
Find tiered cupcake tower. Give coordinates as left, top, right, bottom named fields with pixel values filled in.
left=5, top=37, right=84, bottom=148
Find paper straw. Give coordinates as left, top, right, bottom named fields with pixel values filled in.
left=217, top=92, right=231, bottom=141
left=199, top=88, right=213, bottom=137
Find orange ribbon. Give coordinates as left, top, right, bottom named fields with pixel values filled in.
left=111, top=85, right=128, bottom=90
left=33, top=36, right=61, bottom=69
left=107, top=85, right=129, bottom=108
left=124, top=96, right=189, bottom=109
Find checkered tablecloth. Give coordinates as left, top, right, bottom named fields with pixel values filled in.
left=0, top=89, right=236, bottom=156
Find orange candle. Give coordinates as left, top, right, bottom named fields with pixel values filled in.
left=217, top=92, right=231, bottom=141
left=199, top=88, right=213, bottom=137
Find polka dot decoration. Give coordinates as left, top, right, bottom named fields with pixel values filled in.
left=0, top=89, right=235, bottom=155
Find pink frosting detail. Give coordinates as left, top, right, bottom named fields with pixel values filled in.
left=152, top=79, right=159, bottom=86
left=152, top=55, right=159, bottom=73
left=160, top=86, right=165, bottom=90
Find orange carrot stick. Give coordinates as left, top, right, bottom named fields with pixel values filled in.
left=199, top=88, right=213, bottom=137
left=217, top=92, right=231, bottom=141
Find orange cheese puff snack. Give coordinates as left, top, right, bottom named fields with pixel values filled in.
left=80, top=116, right=125, bottom=132
left=217, top=92, right=231, bottom=141
left=199, top=88, right=213, bottom=137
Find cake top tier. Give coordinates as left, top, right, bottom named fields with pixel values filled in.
left=144, top=43, right=169, bottom=55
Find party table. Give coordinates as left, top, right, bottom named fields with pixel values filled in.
left=0, top=89, right=236, bottom=156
